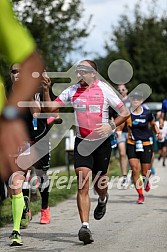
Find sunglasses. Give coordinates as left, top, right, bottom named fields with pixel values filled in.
left=117, top=88, right=126, bottom=92
left=10, top=69, right=19, bottom=74
left=75, top=70, right=92, bottom=75
left=131, top=96, right=142, bottom=101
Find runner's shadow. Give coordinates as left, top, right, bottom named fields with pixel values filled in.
left=90, top=195, right=136, bottom=204
left=22, top=232, right=79, bottom=244
left=146, top=194, right=167, bottom=199
left=3, top=232, right=79, bottom=246
left=23, top=231, right=91, bottom=249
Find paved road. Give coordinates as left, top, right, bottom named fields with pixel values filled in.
left=0, top=159, right=167, bottom=252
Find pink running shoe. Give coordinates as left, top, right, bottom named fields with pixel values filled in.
left=40, top=207, right=50, bottom=224
left=145, top=181, right=151, bottom=192
left=136, top=194, right=144, bottom=204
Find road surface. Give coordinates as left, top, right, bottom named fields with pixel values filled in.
left=0, top=159, right=167, bottom=252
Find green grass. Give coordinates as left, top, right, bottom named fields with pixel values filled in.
left=0, top=156, right=120, bottom=227
left=0, top=197, right=13, bottom=227
left=109, top=156, right=122, bottom=177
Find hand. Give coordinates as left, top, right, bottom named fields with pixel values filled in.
left=159, top=124, right=164, bottom=130
left=42, top=72, right=51, bottom=91
left=95, top=123, right=113, bottom=137
left=159, top=120, right=164, bottom=129
left=0, top=119, right=28, bottom=180
left=116, top=130, right=122, bottom=138
left=156, top=133, right=163, bottom=141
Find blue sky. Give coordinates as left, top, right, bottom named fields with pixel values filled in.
left=74, top=0, right=165, bottom=61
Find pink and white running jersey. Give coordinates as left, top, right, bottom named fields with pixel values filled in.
left=56, top=79, right=123, bottom=140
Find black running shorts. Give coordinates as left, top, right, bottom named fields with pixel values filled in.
left=158, top=140, right=167, bottom=149
left=127, top=144, right=153, bottom=163
left=74, top=137, right=111, bottom=175
left=33, top=139, right=50, bottom=171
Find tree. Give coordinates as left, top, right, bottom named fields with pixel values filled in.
left=96, top=1, right=167, bottom=101
left=0, top=0, right=91, bottom=91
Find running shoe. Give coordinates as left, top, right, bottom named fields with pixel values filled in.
left=40, top=207, right=50, bottom=224
left=121, top=176, right=128, bottom=189
left=9, top=230, right=23, bottom=246
left=94, top=193, right=109, bottom=220
left=145, top=181, right=151, bottom=192
left=78, top=225, right=94, bottom=245
left=136, top=194, right=144, bottom=204
left=20, top=196, right=32, bottom=229
left=151, top=166, right=156, bottom=175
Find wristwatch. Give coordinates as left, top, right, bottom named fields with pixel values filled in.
left=1, top=106, right=22, bottom=120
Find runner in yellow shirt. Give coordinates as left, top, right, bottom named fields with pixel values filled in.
left=0, top=81, right=6, bottom=112
left=0, top=0, right=43, bottom=246
left=0, top=0, right=43, bottom=179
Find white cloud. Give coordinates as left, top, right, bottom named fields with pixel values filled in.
left=73, top=0, right=165, bottom=61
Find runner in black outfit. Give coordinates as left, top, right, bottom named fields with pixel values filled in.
left=118, top=91, right=162, bottom=204
left=31, top=79, right=56, bottom=224
left=9, top=65, right=56, bottom=232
